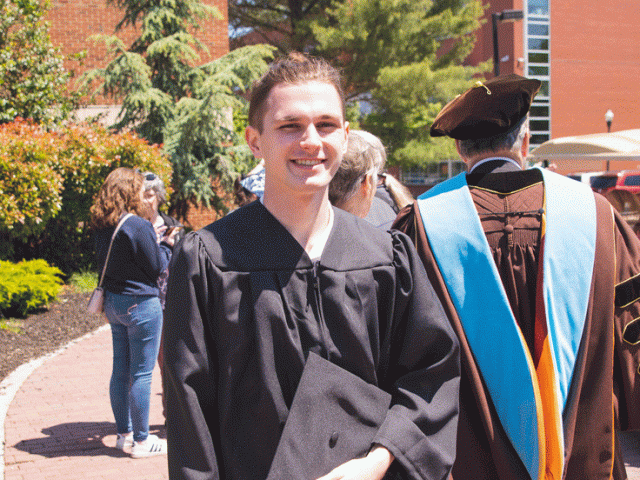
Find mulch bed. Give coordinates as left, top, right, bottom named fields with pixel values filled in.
left=0, top=289, right=106, bottom=382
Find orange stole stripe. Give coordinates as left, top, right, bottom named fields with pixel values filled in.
left=534, top=232, right=564, bottom=480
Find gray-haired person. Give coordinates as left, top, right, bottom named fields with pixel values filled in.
left=141, top=171, right=183, bottom=419
left=328, top=130, right=383, bottom=218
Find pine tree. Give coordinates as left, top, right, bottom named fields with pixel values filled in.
left=84, top=0, right=275, bottom=209
left=0, top=0, right=83, bottom=126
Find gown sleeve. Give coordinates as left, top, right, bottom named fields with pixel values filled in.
left=612, top=207, right=640, bottom=430
left=163, top=231, right=220, bottom=480
left=373, top=230, right=460, bottom=480
left=391, top=204, right=418, bottom=244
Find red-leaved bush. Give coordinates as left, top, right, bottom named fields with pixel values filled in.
left=0, top=119, right=172, bottom=274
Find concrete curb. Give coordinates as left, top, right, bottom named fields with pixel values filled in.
left=0, top=324, right=109, bottom=480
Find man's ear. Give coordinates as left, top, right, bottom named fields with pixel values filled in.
left=245, top=126, right=262, bottom=158
left=361, top=171, right=374, bottom=198
left=455, top=139, right=463, bottom=158
left=521, top=131, right=530, bottom=159
left=455, top=139, right=472, bottom=169
left=342, top=121, right=350, bottom=155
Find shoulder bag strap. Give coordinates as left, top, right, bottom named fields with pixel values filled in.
left=97, top=213, right=134, bottom=288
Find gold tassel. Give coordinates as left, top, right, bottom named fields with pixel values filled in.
left=474, top=80, right=492, bottom=95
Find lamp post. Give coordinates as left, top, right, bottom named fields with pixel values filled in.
left=492, top=9, right=524, bottom=77
left=605, top=109, right=614, bottom=133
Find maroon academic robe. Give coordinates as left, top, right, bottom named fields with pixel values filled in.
left=393, top=166, right=640, bottom=480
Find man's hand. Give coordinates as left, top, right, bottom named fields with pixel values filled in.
left=315, top=445, right=394, bottom=480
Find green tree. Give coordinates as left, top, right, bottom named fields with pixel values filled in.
left=0, top=0, right=83, bottom=126
left=311, top=0, right=490, bottom=168
left=229, top=0, right=333, bottom=52
left=84, top=0, right=275, bottom=209
left=163, top=45, right=277, bottom=210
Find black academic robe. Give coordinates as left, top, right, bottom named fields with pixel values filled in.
left=365, top=186, right=399, bottom=229
left=163, top=201, right=460, bottom=480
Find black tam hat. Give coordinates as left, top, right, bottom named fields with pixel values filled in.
left=430, top=74, right=542, bottom=140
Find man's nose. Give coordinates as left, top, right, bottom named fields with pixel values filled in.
left=300, top=124, right=322, bottom=149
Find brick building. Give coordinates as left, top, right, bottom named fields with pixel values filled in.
left=469, top=0, right=640, bottom=148
left=405, top=0, right=640, bottom=193
left=46, top=0, right=229, bottom=79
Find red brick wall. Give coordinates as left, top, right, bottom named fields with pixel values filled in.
left=180, top=202, right=226, bottom=231
left=550, top=0, right=640, bottom=138
left=46, top=0, right=229, bottom=104
left=463, top=0, right=640, bottom=140
left=174, top=178, right=238, bottom=230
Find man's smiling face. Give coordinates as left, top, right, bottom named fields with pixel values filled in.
left=245, top=80, right=349, bottom=199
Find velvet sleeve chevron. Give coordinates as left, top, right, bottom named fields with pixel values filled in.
left=616, top=273, right=640, bottom=344
left=616, top=273, right=640, bottom=309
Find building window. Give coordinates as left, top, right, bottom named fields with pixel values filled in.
left=525, top=0, right=550, bottom=149
left=528, top=0, right=549, bottom=16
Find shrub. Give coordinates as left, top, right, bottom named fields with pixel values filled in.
left=0, top=259, right=64, bottom=318
left=68, top=270, right=98, bottom=293
left=0, top=149, right=63, bottom=240
left=0, top=119, right=172, bottom=273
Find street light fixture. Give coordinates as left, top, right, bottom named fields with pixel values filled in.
left=605, top=109, right=614, bottom=133
left=492, top=9, right=524, bottom=77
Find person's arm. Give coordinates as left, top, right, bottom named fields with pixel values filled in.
left=316, top=229, right=459, bottom=480
left=391, top=202, right=418, bottom=243
left=159, top=212, right=186, bottom=246
left=164, top=232, right=220, bottom=480
left=130, top=219, right=172, bottom=278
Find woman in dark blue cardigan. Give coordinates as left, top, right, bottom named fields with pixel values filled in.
left=90, top=167, right=179, bottom=459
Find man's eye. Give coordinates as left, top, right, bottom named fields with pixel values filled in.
left=279, top=123, right=299, bottom=130
left=317, top=122, right=339, bottom=130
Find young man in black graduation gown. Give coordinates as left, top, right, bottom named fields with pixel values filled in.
left=163, top=53, right=460, bottom=480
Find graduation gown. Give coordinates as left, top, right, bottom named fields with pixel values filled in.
left=393, top=162, right=640, bottom=479
left=163, top=201, right=460, bottom=480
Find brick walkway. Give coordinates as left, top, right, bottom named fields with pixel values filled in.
left=1, top=324, right=640, bottom=480
left=624, top=430, right=640, bottom=479
left=2, top=326, right=168, bottom=480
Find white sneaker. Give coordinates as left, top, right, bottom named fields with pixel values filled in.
left=130, top=434, right=167, bottom=459
left=115, top=432, right=133, bottom=450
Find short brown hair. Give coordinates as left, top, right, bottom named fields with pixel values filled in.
left=89, top=167, right=150, bottom=229
left=248, top=52, right=346, bottom=132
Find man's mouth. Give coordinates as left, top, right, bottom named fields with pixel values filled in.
left=292, top=159, right=324, bottom=166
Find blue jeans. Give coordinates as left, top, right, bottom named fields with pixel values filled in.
left=104, top=292, right=162, bottom=442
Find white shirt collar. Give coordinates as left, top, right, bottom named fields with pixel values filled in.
left=468, top=157, right=523, bottom=173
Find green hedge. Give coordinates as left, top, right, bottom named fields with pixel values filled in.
left=0, top=259, right=64, bottom=318
left=0, top=119, right=172, bottom=274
